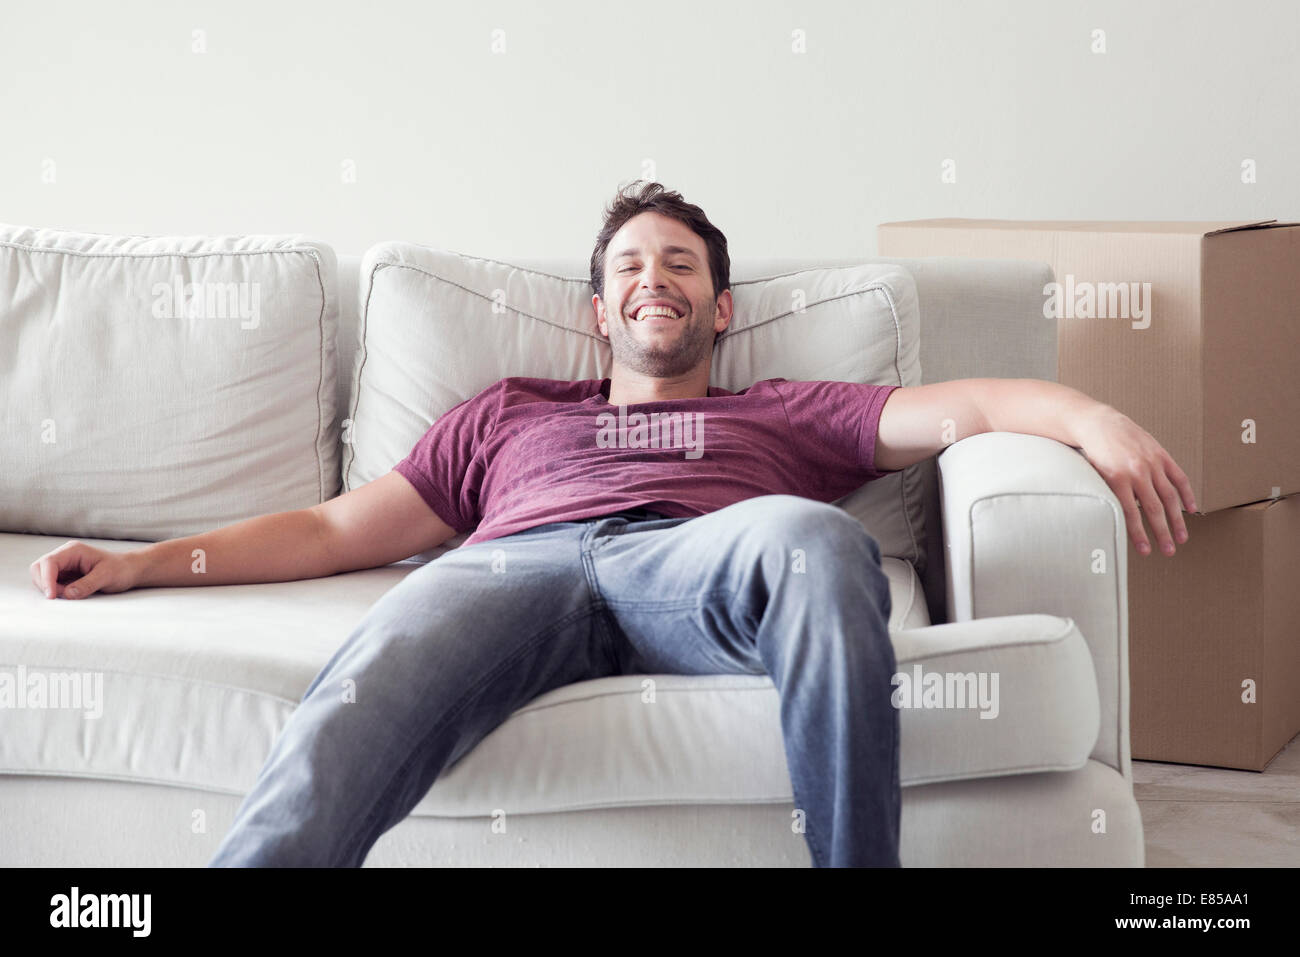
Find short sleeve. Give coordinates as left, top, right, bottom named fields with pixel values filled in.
left=772, top=379, right=902, bottom=489
left=391, top=381, right=504, bottom=533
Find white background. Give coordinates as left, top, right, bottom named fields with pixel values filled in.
left=2, top=0, right=1296, bottom=259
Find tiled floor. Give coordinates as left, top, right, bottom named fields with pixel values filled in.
left=1133, top=736, right=1300, bottom=866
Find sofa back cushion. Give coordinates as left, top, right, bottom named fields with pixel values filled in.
left=0, top=223, right=339, bottom=541
left=343, top=242, right=925, bottom=566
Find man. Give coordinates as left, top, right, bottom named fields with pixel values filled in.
left=31, top=182, right=1194, bottom=868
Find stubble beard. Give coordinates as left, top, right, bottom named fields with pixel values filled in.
left=610, top=298, right=716, bottom=378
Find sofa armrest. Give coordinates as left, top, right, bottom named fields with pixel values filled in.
left=937, top=431, right=1130, bottom=780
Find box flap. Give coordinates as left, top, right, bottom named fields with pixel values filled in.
left=879, top=218, right=1297, bottom=237
left=1204, top=220, right=1300, bottom=236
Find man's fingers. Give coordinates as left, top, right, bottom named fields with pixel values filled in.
left=1166, top=456, right=1197, bottom=514
left=46, top=557, right=64, bottom=598
left=30, top=544, right=82, bottom=598
left=1136, top=475, right=1175, bottom=555
left=1153, top=469, right=1189, bottom=546
left=1117, top=485, right=1149, bottom=554
left=65, top=574, right=93, bottom=599
left=35, top=557, right=58, bottom=598
left=29, top=560, right=46, bottom=597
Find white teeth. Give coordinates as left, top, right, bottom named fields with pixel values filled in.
left=633, top=305, right=682, bottom=321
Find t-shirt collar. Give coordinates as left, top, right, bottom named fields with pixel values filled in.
left=586, top=377, right=735, bottom=405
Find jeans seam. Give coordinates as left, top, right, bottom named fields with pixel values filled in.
left=579, top=524, right=621, bottom=668
left=793, top=781, right=826, bottom=867
left=601, top=587, right=735, bottom=613
left=594, top=604, right=621, bottom=672
left=891, top=691, right=901, bottom=866
left=335, top=603, right=595, bottom=866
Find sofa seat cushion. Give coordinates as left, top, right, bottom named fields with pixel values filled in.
left=1, top=531, right=1096, bottom=812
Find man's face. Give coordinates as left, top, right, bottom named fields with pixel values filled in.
left=594, top=211, right=731, bottom=378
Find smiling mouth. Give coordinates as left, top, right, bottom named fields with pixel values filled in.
left=630, top=307, right=686, bottom=322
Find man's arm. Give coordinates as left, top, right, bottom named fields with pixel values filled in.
left=873, top=379, right=992, bottom=473
left=873, top=378, right=1196, bottom=557
left=132, top=472, right=458, bottom=585
left=33, top=472, right=458, bottom=599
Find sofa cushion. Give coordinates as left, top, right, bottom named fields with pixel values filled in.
left=0, top=530, right=1115, bottom=816
left=0, top=223, right=340, bottom=542
left=341, top=243, right=926, bottom=568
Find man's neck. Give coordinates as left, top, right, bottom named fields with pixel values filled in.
left=606, top=368, right=712, bottom=405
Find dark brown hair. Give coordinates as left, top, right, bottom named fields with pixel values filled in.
left=590, top=180, right=731, bottom=304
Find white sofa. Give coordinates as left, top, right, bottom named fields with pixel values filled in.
left=0, top=228, right=1143, bottom=866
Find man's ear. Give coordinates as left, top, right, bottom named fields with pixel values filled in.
left=714, top=288, right=734, bottom=336
left=592, top=292, right=608, bottom=338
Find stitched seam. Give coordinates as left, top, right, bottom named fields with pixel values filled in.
left=344, top=260, right=383, bottom=491
left=578, top=522, right=618, bottom=665
left=718, top=278, right=911, bottom=340
left=868, top=281, right=921, bottom=566
left=0, top=243, right=317, bottom=261
left=731, top=264, right=882, bottom=285
left=894, top=560, right=919, bottom=624
left=600, top=587, right=735, bottom=613
left=307, top=248, right=327, bottom=503
left=0, top=755, right=1090, bottom=805
left=510, top=680, right=777, bottom=717
left=393, top=248, right=596, bottom=284
left=0, top=662, right=306, bottom=706
left=0, top=767, right=263, bottom=795
left=897, top=628, right=1081, bottom=664
left=361, top=258, right=908, bottom=344
left=369, top=249, right=889, bottom=286
left=903, top=757, right=1093, bottom=787
left=366, top=261, right=597, bottom=340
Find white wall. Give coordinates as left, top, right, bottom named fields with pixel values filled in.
left=2, top=0, right=1296, bottom=261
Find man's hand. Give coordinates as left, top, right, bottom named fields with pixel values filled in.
left=29, top=541, right=141, bottom=599
left=1071, top=406, right=1197, bottom=557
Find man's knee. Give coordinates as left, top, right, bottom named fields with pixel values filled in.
left=735, top=495, right=882, bottom=564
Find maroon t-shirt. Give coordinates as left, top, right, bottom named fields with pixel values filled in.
left=393, top=375, right=900, bottom=547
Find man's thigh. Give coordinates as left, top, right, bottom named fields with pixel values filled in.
left=588, top=494, right=887, bottom=676
left=309, top=521, right=619, bottom=704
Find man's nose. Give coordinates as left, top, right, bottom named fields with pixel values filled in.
left=639, top=263, right=670, bottom=287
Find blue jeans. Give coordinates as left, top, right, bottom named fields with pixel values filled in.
left=208, top=494, right=899, bottom=867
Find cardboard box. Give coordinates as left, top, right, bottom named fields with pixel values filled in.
left=1126, top=493, right=1300, bottom=771
left=878, top=219, right=1300, bottom=513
